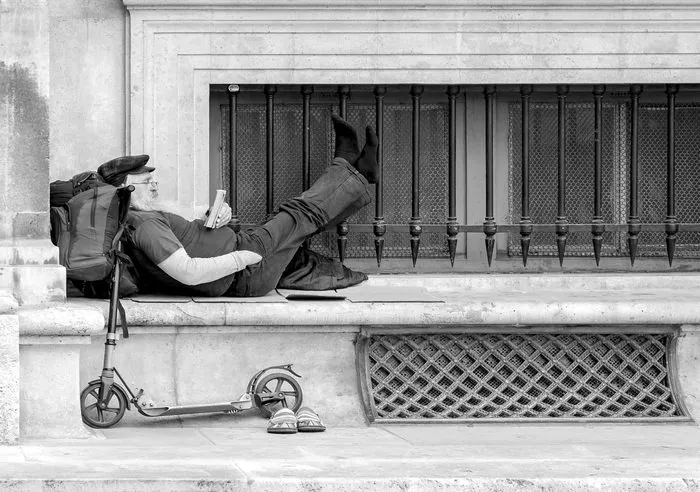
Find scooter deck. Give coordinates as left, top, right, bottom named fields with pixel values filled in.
left=138, top=400, right=254, bottom=417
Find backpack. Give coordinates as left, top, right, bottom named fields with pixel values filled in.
left=50, top=171, right=107, bottom=208
left=51, top=185, right=124, bottom=281
left=50, top=185, right=136, bottom=337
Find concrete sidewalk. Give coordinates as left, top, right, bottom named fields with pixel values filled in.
left=2, top=418, right=700, bottom=491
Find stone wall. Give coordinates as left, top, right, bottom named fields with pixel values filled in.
left=48, top=0, right=127, bottom=181
left=0, top=0, right=115, bottom=443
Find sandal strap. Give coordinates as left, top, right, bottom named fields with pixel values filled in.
left=269, top=408, right=297, bottom=425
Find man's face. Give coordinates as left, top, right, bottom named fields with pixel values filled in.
left=125, top=172, right=159, bottom=211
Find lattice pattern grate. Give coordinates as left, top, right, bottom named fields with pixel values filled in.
left=364, top=333, right=684, bottom=420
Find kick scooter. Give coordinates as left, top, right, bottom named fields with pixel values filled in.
left=78, top=187, right=303, bottom=429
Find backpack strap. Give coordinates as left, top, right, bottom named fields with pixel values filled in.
left=116, top=298, right=129, bottom=339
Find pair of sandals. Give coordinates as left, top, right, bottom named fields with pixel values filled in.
left=267, top=406, right=326, bottom=434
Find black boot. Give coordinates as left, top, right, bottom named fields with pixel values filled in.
left=331, top=114, right=360, bottom=164
left=353, top=126, right=379, bottom=184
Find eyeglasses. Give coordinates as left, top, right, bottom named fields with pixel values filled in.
left=131, top=180, right=159, bottom=190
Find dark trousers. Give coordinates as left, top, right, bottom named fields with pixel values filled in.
left=227, top=158, right=371, bottom=296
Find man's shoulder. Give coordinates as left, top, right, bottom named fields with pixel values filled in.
left=127, top=210, right=167, bottom=228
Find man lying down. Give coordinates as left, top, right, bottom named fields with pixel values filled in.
left=99, top=115, right=377, bottom=297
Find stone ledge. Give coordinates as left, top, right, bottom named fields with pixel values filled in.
left=0, top=295, right=18, bottom=315
left=18, top=303, right=104, bottom=336
left=72, top=274, right=700, bottom=328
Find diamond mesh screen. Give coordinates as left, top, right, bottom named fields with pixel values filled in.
left=508, top=101, right=626, bottom=256
left=363, top=333, right=684, bottom=420
left=508, top=101, right=700, bottom=257
left=221, top=95, right=449, bottom=258
left=637, top=104, right=700, bottom=257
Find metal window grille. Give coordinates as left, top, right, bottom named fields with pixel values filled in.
left=359, top=332, right=688, bottom=421
left=508, top=102, right=700, bottom=257
left=220, top=98, right=449, bottom=258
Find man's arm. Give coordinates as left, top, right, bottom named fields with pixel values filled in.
left=131, top=213, right=261, bottom=286
left=157, top=248, right=261, bottom=286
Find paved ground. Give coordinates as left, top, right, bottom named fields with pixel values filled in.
left=2, top=418, right=700, bottom=491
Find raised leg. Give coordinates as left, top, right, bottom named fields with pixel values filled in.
left=229, top=158, right=371, bottom=296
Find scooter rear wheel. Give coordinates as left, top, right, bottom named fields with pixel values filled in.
left=80, top=381, right=128, bottom=429
left=254, top=373, right=303, bottom=417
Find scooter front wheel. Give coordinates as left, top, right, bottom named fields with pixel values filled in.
left=80, top=381, right=128, bottom=429
left=253, top=373, right=303, bottom=417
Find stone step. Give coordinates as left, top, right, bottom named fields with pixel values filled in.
left=2, top=424, right=699, bottom=491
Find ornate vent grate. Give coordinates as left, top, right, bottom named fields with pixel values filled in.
left=361, top=332, right=687, bottom=421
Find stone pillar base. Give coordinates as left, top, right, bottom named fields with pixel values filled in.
left=18, top=303, right=105, bottom=440
left=0, top=312, right=19, bottom=445
left=20, top=337, right=94, bottom=439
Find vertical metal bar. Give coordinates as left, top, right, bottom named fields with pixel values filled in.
left=336, top=85, right=351, bottom=263
left=665, top=84, right=679, bottom=266
left=409, top=85, right=424, bottom=267
left=592, top=85, right=606, bottom=266
left=483, top=85, right=497, bottom=267
left=627, top=84, right=643, bottom=266
left=446, top=85, right=460, bottom=267
left=301, top=85, right=313, bottom=249
left=555, top=85, right=569, bottom=266
left=373, top=85, right=387, bottom=267
left=519, top=85, right=533, bottom=267
left=301, top=85, right=314, bottom=191
left=227, top=84, right=240, bottom=232
left=264, top=84, right=277, bottom=217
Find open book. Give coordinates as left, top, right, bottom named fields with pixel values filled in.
left=204, top=189, right=227, bottom=229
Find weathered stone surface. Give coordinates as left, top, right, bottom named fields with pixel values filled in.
left=77, top=274, right=700, bottom=327
left=16, top=303, right=104, bottom=438
left=1, top=424, right=700, bottom=490
left=0, top=295, right=18, bottom=315
left=11, top=266, right=66, bottom=305
left=48, top=0, right=126, bottom=181
left=20, top=343, right=92, bottom=439
left=0, top=314, right=19, bottom=445
left=678, top=327, right=700, bottom=420
left=18, top=303, right=104, bottom=336
left=0, top=239, right=59, bottom=265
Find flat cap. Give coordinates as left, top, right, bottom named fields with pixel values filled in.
left=97, top=155, right=154, bottom=186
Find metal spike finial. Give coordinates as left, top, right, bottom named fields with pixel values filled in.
left=519, top=219, right=532, bottom=267
left=666, top=236, right=676, bottom=267
left=483, top=219, right=497, bottom=267
left=556, top=237, right=567, bottom=267
left=409, top=219, right=422, bottom=268
left=410, top=237, right=420, bottom=268
left=336, top=222, right=349, bottom=263
left=374, top=238, right=385, bottom=268
left=627, top=219, right=641, bottom=267
left=665, top=218, right=678, bottom=267
left=485, top=237, right=495, bottom=267
left=447, top=237, right=458, bottom=267
left=555, top=217, right=568, bottom=268
left=628, top=236, right=638, bottom=267
left=446, top=222, right=458, bottom=267
left=521, top=237, right=531, bottom=267
left=374, top=218, right=386, bottom=268
left=592, top=237, right=603, bottom=266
